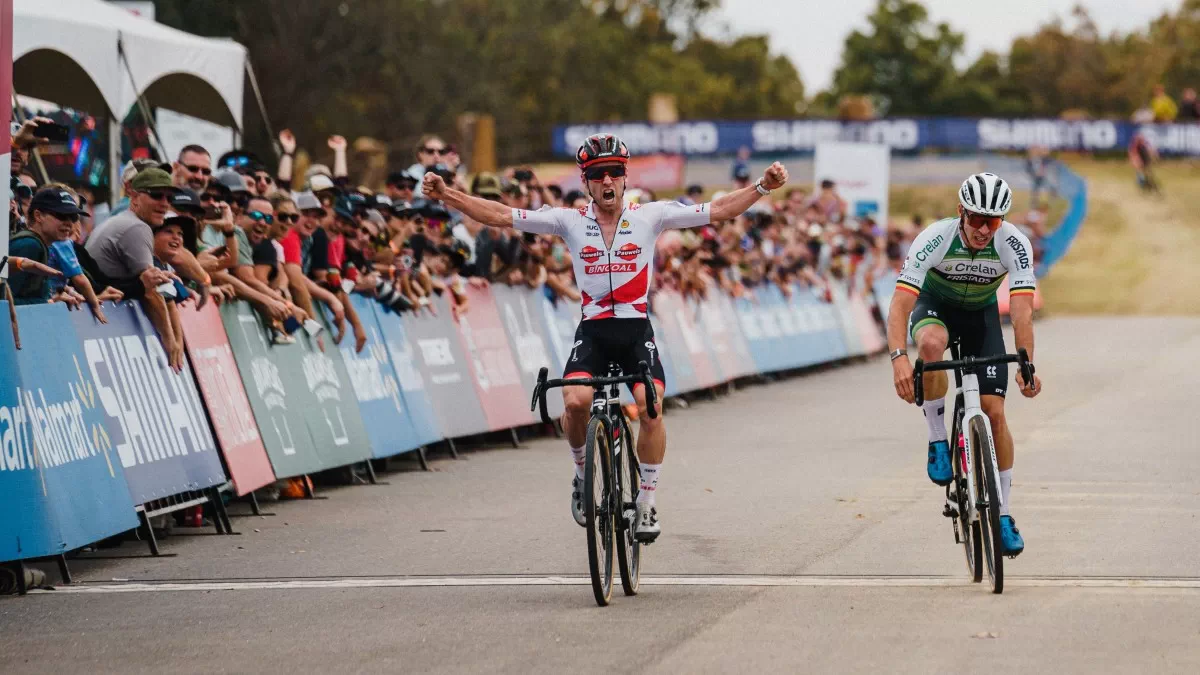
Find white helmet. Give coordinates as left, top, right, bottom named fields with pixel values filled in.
left=958, top=172, right=1012, bottom=217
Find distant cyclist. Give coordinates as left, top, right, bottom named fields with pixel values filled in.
left=423, top=134, right=788, bottom=541
left=886, top=172, right=1043, bottom=556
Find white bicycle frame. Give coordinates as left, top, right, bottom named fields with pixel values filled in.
left=958, top=370, right=1004, bottom=523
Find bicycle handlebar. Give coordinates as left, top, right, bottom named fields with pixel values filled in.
left=913, top=348, right=1034, bottom=407
left=530, top=362, right=659, bottom=424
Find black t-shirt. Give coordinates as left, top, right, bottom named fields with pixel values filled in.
left=252, top=239, right=279, bottom=281
left=307, top=227, right=331, bottom=278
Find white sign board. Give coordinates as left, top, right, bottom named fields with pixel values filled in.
left=813, top=141, right=891, bottom=224
left=156, top=109, right=233, bottom=166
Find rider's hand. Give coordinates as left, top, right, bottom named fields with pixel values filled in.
left=327, top=135, right=347, bottom=152
left=892, top=356, right=915, bottom=404
left=762, top=161, right=789, bottom=190
left=423, top=172, right=447, bottom=200
left=1016, top=369, right=1042, bottom=398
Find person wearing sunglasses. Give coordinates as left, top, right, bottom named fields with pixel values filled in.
left=6, top=187, right=80, bottom=308
left=423, top=132, right=789, bottom=543
left=172, top=144, right=212, bottom=192
left=84, top=169, right=188, bottom=370
left=407, top=134, right=448, bottom=197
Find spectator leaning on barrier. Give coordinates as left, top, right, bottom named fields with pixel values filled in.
left=277, top=191, right=346, bottom=339
left=84, top=169, right=187, bottom=371
left=5, top=187, right=86, bottom=307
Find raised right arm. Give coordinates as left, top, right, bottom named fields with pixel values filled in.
left=423, top=174, right=513, bottom=228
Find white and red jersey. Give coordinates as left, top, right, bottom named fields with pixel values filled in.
left=513, top=200, right=711, bottom=320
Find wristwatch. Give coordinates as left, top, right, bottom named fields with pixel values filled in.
left=889, top=348, right=908, bottom=361
left=754, top=179, right=771, bottom=196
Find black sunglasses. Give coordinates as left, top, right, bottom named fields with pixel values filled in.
left=247, top=210, right=274, bottom=225
left=52, top=212, right=81, bottom=224
left=421, top=146, right=446, bottom=155
left=184, top=164, right=212, bottom=176
left=254, top=173, right=274, bottom=183
left=584, top=165, right=626, bottom=181
left=144, top=190, right=172, bottom=202
left=276, top=213, right=299, bottom=224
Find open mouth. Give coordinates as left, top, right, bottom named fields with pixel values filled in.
left=602, top=189, right=615, bottom=201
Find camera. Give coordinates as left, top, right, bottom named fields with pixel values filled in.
left=514, top=169, right=533, bottom=183
left=375, top=278, right=415, bottom=313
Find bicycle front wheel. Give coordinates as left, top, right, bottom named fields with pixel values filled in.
left=585, top=416, right=615, bottom=606
left=971, top=417, right=1004, bottom=594
left=952, top=406, right=982, bottom=583
left=615, top=416, right=640, bottom=596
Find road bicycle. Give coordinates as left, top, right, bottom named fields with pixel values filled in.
left=531, top=361, right=657, bottom=606
left=914, top=339, right=1035, bottom=594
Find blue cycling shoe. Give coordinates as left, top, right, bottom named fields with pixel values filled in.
left=927, top=440, right=952, bottom=486
left=999, top=515, right=1025, bottom=557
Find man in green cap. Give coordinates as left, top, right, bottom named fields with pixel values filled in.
left=85, top=167, right=187, bottom=371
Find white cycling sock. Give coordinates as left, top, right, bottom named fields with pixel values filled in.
left=999, top=469, right=1012, bottom=516
left=922, top=398, right=948, bottom=443
left=637, top=463, right=661, bottom=505
left=570, top=445, right=586, bottom=480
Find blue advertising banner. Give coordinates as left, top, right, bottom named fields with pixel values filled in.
left=554, top=118, right=1200, bottom=156
left=337, top=295, right=423, bottom=459
left=828, top=283, right=866, bottom=358
left=788, top=286, right=848, bottom=365
left=3, top=303, right=137, bottom=559
left=69, top=302, right=225, bottom=505
left=372, top=304, right=441, bottom=448
left=1, top=304, right=61, bottom=562
left=735, top=293, right=789, bottom=374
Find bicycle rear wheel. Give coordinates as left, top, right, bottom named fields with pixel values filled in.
left=971, top=418, right=1004, bottom=594
left=951, top=406, right=982, bottom=583
left=615, top=416, right=641, bottom=596
left=584, top=416, right=614, bottom=606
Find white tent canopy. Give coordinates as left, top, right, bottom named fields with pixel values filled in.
left=13, top=0, right=245, bottom=129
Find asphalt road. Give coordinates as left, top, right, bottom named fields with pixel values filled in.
left=3, top=316, right=1199, bottom=674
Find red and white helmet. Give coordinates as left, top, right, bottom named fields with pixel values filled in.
left=575, top=133, right=631, bottom=170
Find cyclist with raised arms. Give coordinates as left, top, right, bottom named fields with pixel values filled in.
left=886, top=172, right=1043, bottom=556
left=423, top=134, right=788, bottom=542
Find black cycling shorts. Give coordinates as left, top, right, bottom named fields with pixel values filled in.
left=908, top=294, right=1008, bottom=397
left=566, top=318, right=666, bottom=392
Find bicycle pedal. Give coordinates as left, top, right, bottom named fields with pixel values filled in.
left=942, top=501, right=958, bottom=518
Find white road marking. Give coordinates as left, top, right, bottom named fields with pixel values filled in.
left=30, top=575, right=1200, bottom=594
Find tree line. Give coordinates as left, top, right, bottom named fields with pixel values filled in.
left=150, top=0, right=1200, bottom=164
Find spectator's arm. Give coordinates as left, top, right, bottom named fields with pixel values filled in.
left=234, top=264, right=282, bottom=299
left=253, top=264, right=273, bottom=284
left=284, top=263, right=316, bottom=318
left=141, top=290, right=177, bottom=360
left=277, top=130, right=296, bottom=190
left=329, top=136, right=348, bottom=178
left=340, top=289, right=367, bottom=352
left=69, top=273, right=108, bottom=324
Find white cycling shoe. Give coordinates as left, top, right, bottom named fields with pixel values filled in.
left=635, top=502, right=660, bottom=543
left=570, top=475, right=586, bottom=527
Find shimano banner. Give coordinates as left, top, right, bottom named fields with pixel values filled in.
left=554, top=118, right=1200, bottom=156
left=71, top=303, right=225, bottom=505
left=3, top=304, right=137, bottom=559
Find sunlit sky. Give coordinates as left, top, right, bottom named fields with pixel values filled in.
left=710, top=0, right=1184, bottom=93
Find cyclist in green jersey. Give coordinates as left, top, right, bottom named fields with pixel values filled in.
left=886, top=172, right=1043, bottom=556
